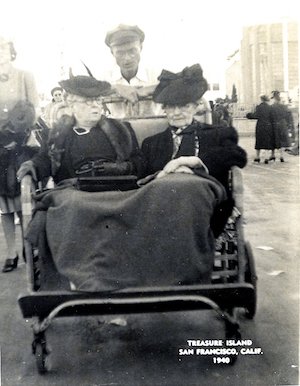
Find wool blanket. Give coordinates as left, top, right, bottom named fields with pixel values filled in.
left=26, top=173, right=226, bottom=292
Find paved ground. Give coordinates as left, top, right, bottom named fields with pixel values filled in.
left=0, top=134, right=299, bottom=386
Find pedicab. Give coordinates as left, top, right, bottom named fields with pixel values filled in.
left=18, top=96, right=257, bottom=374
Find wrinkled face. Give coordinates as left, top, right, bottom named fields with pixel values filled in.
left=0, top=42, right=11, bottom=65
left=111, top=40, right=142, bottom=76
left=164, top=103, right=198, bottom=128
left=69, top=95, right=103, bottom=126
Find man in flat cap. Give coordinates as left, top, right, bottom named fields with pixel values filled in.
left=104, top=24, right=161, bottom=118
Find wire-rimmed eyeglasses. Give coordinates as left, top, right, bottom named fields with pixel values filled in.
left=73, top=97, right=103, bottom=106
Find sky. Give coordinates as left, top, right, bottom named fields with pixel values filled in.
left=1, top=0, right=298, bottom=96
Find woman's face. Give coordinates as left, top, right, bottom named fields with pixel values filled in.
left=70, top=96, right=103, bottom=126
left=0, top=42, right=11, bottom=65
left=52, top=90, right=63, bottom=103
left=164, top=103, right=198, bottom=128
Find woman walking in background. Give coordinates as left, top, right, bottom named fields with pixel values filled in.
left=246, top=95, right=273, bottom=164
left=269, top=91, right=291, bottom=162
left=0, top=35, right=39, bottom=272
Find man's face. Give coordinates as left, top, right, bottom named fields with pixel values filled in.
left=111, top=40, right=142, bottom=76
left=164, top=103, right=199, bottom=128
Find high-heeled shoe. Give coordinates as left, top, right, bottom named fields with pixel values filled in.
left=254, top=158, right=260, bottom=163
left=2, top=255, right=18, bottom=273
left=269, top=156, right=276, bottom=162
left=264, top=159, right=269, bottom=164
left=280, top=157, right=285, bottom=162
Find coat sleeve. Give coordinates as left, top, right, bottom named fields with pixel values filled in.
left=200, top=126, right=247, bottom=176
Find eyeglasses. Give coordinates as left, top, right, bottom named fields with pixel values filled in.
left=73, top=97, right=103, bottom=106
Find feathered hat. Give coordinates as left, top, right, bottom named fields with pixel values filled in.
left=59, top=64, right=111, bottom=98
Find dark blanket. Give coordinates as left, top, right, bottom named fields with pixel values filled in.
left=26, top=173, right=226, bottom=292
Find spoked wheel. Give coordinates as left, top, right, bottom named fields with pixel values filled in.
left=32, top=333, right=51, bottom=374
left=244, top=241, right=257, bottom=319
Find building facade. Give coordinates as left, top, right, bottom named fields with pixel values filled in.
left=226, top=20, right=299, bottom=108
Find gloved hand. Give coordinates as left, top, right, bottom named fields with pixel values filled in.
left=17, top=160, right=37, bottom=182
left=97, top=161, right=132, bottom=176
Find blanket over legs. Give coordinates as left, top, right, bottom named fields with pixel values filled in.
left=26, top=173, right=226, bottom=291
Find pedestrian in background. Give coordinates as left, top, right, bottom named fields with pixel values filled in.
left=246, top=95, right=273, bottom=164
left=0, top=34, right=39, bottom=273
left=42, top=86, right=64, bottom=128
left=269, top=90, right=291, bottom=162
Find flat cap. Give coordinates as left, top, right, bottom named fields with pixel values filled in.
left=59, top=76, right=111, bottom=98
left=105, top=24, right=145, bottom=47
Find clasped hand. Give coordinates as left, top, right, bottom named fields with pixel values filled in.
left=156, top=156, right=202, bottom=179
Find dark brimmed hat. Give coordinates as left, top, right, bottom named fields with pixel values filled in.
left=260, top=95, right=270, bottom=102
left=271, top=90, right=281, bottom=101
left=59, top=76, right=111, bottom=98
left=153, top=64, right=208, bottom=106
left=105, top=24, right=145, bottom=47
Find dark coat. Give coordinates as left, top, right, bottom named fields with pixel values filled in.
left=270, top=103, right=291, bottom=148
left=247, top=102, right=274, bottom=150
left=32, top=116, right=144, bottom=184
left=141, top=122, right=247, bottom=190
left=141, top=122, right=247, bottom=237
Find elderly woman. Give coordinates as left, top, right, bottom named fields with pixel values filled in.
left=142, top=64, right=247, bottom=214
left=0, top=35, right=39, bottom=272
left=18, top=74, right=143, bottom=183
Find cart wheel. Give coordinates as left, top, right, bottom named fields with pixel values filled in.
left=244, top=241, right=257, bottom=319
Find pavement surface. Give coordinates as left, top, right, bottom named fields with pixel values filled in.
left=0, top=134, right=299, bottom=386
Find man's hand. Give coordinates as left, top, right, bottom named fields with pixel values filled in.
left=136, top=85, right=156, bottom=98
left=113, top=85, right=139, bottom=104
left=17, top=160, right=37, bottom=182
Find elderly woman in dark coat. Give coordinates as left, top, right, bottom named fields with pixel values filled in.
left=141, top=64, right=247, bottom=233
left=18, top=75, right=143, bottom=184
left=246, top=94, right=273, bottom=164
